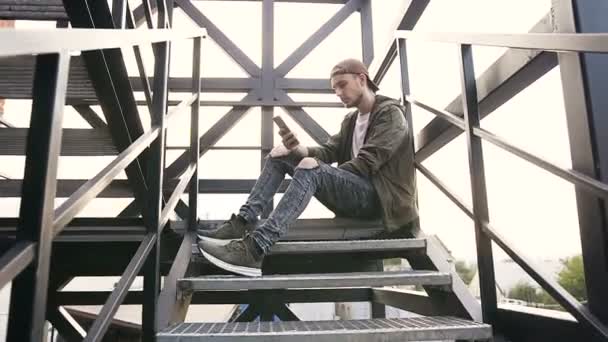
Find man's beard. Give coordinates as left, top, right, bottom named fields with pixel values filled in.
left=345, top=93, right=363, bottom=108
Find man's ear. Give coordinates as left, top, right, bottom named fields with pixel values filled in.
left=358, top=73, right=367, bottom=87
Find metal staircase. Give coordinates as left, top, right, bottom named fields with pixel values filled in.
left=153, top=221, right=490, bottom=341
left=159, top=317, right=490, bottom=342
left=2, top=1, right=608, bottom=342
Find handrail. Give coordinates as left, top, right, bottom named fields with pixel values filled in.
left=0, top=242, right=36, bottom=290
left=1, top=4, right=206, bottom=337
left=396, top=28, right=608, bottom=340
left=52, top=94, right=196, bottom=236
left=0, top=28, right=207, bottom=58
left=159, top=164, right=196, bottom=231
left=395, top=31, right=608, bottom=53
left=415, top=161, right=608, bottom=340
left=83, top=233, right=157, bottom=342
left=407, top=95, right=608, bottom=201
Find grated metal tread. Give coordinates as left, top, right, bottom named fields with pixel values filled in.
left=179, top=270, right=451, bottom=291
left=157, top=316, right=492, bottom=341
left=0, top=56, right=96, bottom=101
left=191, top=238, right=426, bottom=256
left=268, top=238, right=426, bottom=254
left=0, top=0, right=67, bottom=20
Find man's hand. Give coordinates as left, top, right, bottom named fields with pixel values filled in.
left=269, top=129, right=307, bottom=158
left=279, top=128, right=299, bottom=149
left=269, top=145, right=290, bottom=158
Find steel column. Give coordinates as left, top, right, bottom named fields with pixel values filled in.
left=261, top=0, right=274, bottom=218
left=553, top=0, right=608, bottom=326
left=112, top=0, right=127, bottom=28
left=157, top=233, right=194, bottom=329
left=7, top=52, right=70, bottom=342
left=142, top=2, right=171, bottom=339
left=396, top=39, right=414, bottom=147
left=458, top=44, right=497, bottom=324
left=189, top=36, right=202, bottom=230
left=359, top=0, right=373, bottom=66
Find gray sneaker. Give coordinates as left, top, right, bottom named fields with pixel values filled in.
left=197, top=214, right=255, bottom=244
left=198, top=238, right=263, bottom=277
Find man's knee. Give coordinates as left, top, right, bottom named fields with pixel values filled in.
left=296, top=157, right=319, bottom=170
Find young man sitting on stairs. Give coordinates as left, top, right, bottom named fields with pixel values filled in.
left=197, top=58, right=418, bottom=277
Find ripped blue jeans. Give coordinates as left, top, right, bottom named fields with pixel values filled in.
left=239, top=154, right=381, bottom=254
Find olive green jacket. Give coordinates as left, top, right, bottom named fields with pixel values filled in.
left=308, top=95, right=418, bottom=231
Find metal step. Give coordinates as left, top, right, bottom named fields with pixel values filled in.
left=0, top=0, right=67, bottom=20
left=179, top=270, right=451, bottom=291
left=191, top=238, right=426, bottom=257
left=0, top=56, right=96, bottom=102
left=157, top=316, right=492, bottom=341
left=269, top=238, right=426, bottom=255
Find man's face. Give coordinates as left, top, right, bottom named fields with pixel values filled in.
left=331, top=73, right=365, bottom=108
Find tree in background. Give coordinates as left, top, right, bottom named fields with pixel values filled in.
left=508, top=282, right=542, bottom=303
left=455, top=260, right=476, bottom=285
left=506, top=255, right=586, bottom=308
left=558, top=255, right=586, bottom=302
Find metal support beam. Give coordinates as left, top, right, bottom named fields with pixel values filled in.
left=7, top=52, right=70, bottom=342
left=1, top=178, right=291, bottom=198
left=459, top=44, right=497, bottom=324
left=370, top=0, right=430, bottom=86
left=553, top=0, right=608, bottom=327
left=112, top=0, right=127, bottom=28
left=72, top=105, right=108, bottom=129
left=63, top=0, right=152, bottom=222
left=55, top=288, right=372, bottom=306
left=275, top=91, right=330, bottom=144
left=143, top=2, right=171, bottom=338
left=84, top=234, right=156, bottom=342
left=47, top=306, right=87, bottom=342
left=175, top=0, right=261, bottom=76
left=188, top=36, right=202, bottom=230
left=272, top=303, right=300, bottom=321
left=372, top=289, right=439, bottom=317
left=274, top=0, right=362, bottom=77
left=157, top=233, right=194, bottom=329
left=126, top=4, right=155, bottom=115
left=415, top=13, right=556, bottom=162
left=130, top=77, right=259, bottom=92
left=359, top=0, right=373, bottom=66
left=164, top=93, right=256, bottom=178
left=261, top=0, right=275, bottom=217
left=118, top=200, right=140, bottom=217
left=234, top=304, right=260, bottom=322
left=132, top=0, right=157, bottom=28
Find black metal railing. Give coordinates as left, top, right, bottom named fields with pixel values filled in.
left=0, top=24, right=205, bottom=341
left=394, top=30, right=608, bottom=341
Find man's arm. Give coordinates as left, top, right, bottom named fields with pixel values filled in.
left=339, top=105, right=407, bottom=178
left=307, top=130, right=342, bottom=164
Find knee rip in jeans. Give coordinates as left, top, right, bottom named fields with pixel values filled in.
left=296, top=157, right=319, bottom=170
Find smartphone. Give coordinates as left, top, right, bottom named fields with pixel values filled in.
left=273, top=116, right=299, bottom=146
left=272, top=116, right=290, bottom=131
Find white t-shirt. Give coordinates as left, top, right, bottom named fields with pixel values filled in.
left=351, top=112, right=370, bottom=158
